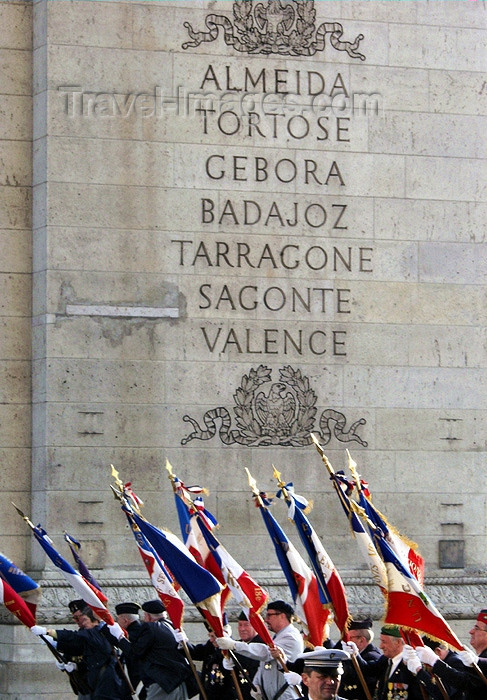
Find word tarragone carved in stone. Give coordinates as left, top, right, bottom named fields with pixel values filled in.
left=181, top=365, right=367, bottom=447
left=182, top=0, right=365, bottom=60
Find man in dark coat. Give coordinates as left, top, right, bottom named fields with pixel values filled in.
left=107, top=600, right=194, bottom=700
left=339, top=617, right=380, bottom=700
left=411, top=612, right=487, bottom=700
left=350, top=626, right=443, bottom=700
left=32, top=607, right=126, bottom=700
left=419, top=637, right=465, bottom=699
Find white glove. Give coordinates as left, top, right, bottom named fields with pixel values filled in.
left=402, top=644, right=417, bottom=659
left=64, top=661, right=77, bottom=672
left=250, top=686, right=263, bottom=700
left=222, top=656, right=235, bottom=670
left=283, top=670, right=302, bottom=686
left=416, top=645, right=439, bottom=667
left=216, top=636, right=236, bottom=651
left=55, top=661, right=66, bottom=671
left=107, top=622, right=124, bottom=640
left=405, top=652, right=422, bottom=675
left=30, top=625, right=48, bottom=636
left=458, top=648, right=478, bottom=667
left=342, top=640, right=358, bottom=656
left=173, top=629, right=188, bottom=645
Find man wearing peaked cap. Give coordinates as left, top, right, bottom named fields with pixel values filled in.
left=298, top=648, right=350, bottom=700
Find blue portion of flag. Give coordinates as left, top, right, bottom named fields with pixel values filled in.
left=174, top=495, right=192, bottom=543
left=357, top=491, right=390, bottom=539
left=131, top=511, right=222, bottom=605
left=0, top=552, right=39, bottom=597
left=332, top=473, right=373, bottom=539
left=64, top=533, right=101, bottom=591
left=127, top=514, right=174, bottom=582
left=33, top=526, right=78, bottom=574
left=290, top=505, right=331, bottom=606
left=260, top=506, right=300, bottom=603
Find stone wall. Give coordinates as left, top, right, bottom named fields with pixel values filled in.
left=0, top=0, right=485, bottom=697
left=0, top=0, right=32, bottom=569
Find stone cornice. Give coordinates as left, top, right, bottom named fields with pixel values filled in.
left=2, top=572, right=486, bottom=625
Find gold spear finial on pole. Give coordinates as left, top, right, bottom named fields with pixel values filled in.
left=346, top=449, right=362, bottom=493
left=245, top=468, right=266, bottom=509
left=12, top=502, right=35, bottom=529
left=165, top=458, right=174, bottom=479
left=165, top=458, right=179, bottom=495
left=110, top=464, right=124, bottom=493
left=272, top=465, right=289, bottom=496
left=272, top=464, right=286, bottom=489
left=310, top=433, right=335, bottom=475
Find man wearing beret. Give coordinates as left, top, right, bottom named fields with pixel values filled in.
left=469, top=609, right=487, bottom=659
left=339, top=618, right=380, bottom=700
left=216, top=599, right=304, bottom=700
left=348, top=626, right=443, bottom=699
left=62, top=600, right=92, bottom=699
left=107, top=600, right=194, bottom=700
left=297, top=648, right=351, bottom=700
left=31, top=606, right=127, bottom=699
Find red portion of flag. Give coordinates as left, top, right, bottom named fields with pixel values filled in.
left=0, top=578, right=36, bottom=628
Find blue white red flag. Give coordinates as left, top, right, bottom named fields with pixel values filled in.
left=125, top=511, right=185, bottom=629
left=130, top=510, right=224, bottom=636
left=168, top=464, right=272, bottom=644
left=64, top=533, right=102, bottom=592
left=0, top=551, right=41, bottom=616
left=256, top=494, right=329, bottom=647
left=276, top=481, right=348, bottom=638
left=169, top=466, right=230, bottom=609
left=358, top=489, right=425, bottom=586
left=0, top=577, right=36, bottom=628
left=375, top=532, right=463, bottom=650
left=330, top=472, right=388, bottom=597
left=194, top=513, right=273, bottom=646
left=32, top=525, right=114, bottom=625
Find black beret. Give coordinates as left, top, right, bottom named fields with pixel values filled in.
left=422, top=636, right=441, bottom=650
left=349, top=617, right=373, bottom=630
left=115, top=602, right=141, bottom=615
left=68, top=599, right=86, bottom=613
left=141, top=599, right=166, bottom=614
left=267, top=600, right=294, bottom=616
left=238, top=611, right=249, bottom=621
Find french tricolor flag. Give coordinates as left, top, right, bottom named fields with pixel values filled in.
left=33, top=525, right=114, bottom=625
left=259, top=502, right=330, bottom=647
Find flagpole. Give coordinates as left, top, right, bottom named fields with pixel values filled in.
left=110, top=473, right=209, bottom=700
left=245, top=468, right=305, bottom=700
left=272, top=466, right=334, bottom=628
left=307, top=442, right=374, bottom=700
left=166, top=460, right=260, bottom=700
